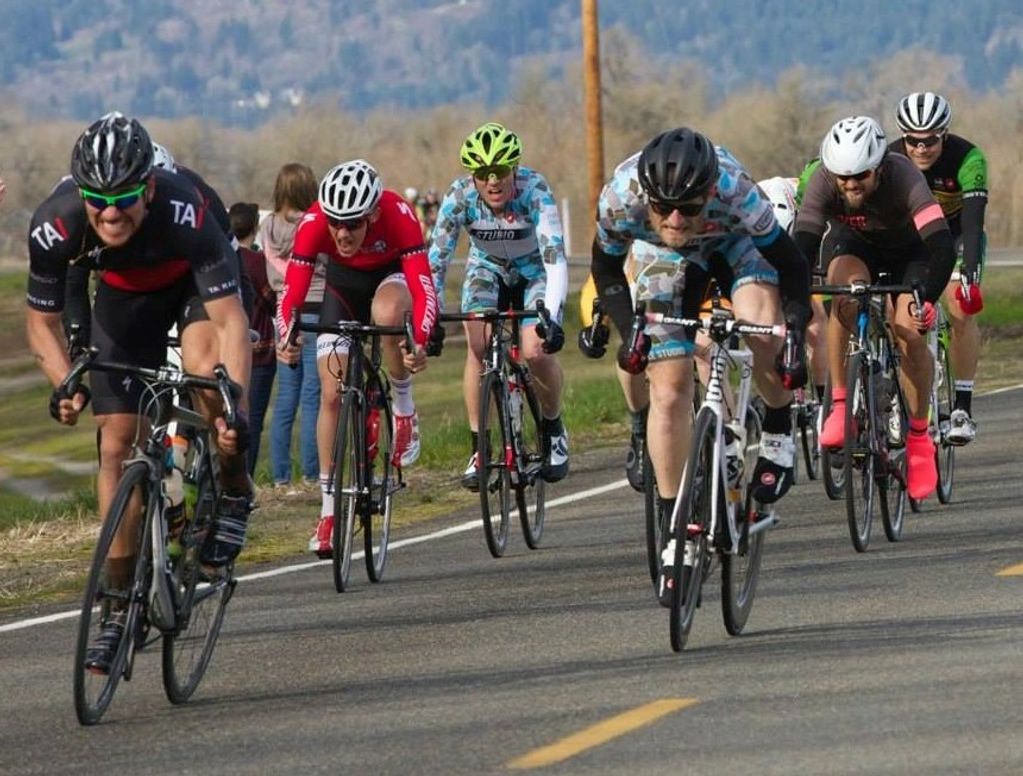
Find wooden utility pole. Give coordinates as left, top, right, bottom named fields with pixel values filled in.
left=582, top=0, right=604, bottom=222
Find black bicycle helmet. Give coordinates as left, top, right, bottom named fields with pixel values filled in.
left=637, top=127, right=719, bottom=203
left=70, top=111, right=154, bottom=191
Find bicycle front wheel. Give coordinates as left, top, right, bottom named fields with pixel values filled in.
left=162, top=455, right=233, bottom=704
left=643, top=445, right=661, bottom=589
left=670, top=407, right=716, bottom=653
left=332, top=391, right=360, bottom=591
left=479, top=371, right=511, bottom=557
left=844, top=353, right=877, bottom=552
left=74, top=461, right=151, bottom=726
left=721, top=404, right=765, bottom=636
left=935, top=332, right=955, bottom=503
left=515, top=375, right=546, bottom=549
left=797, top=391, right=821, bottom=481
left=880, top=373, right=908, bottom=543
left=364, top=388, right=394, bottom=582
left=821, top=375, right=846, bottom=500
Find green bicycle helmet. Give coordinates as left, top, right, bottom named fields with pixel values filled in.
left=459, top=122, right=523, bottom=170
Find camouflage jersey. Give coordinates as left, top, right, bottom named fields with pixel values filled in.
left=428, top=165, right=568, bottom=320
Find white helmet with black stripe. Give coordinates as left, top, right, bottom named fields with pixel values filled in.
left=896, top=92, right=952, bottom=133
left=820, top=116, right=887, bottom=177
left=318, top=159, right=382, bottom=219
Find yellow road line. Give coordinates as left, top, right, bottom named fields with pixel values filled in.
left=506, top=698, right=699, bottom=770
left=996, top=562, right=1023, bottom=576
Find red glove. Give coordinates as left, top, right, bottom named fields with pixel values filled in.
left=915, top=301, right=937, bottom=332
left=954, top=283, right=984, bottom=315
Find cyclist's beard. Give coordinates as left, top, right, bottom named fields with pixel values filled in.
left=658, top=217, right=704, bottom=248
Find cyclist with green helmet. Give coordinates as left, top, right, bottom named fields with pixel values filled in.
left=429, top=122, right=570, bottom=488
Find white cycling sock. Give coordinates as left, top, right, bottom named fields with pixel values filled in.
left=320, top=474, right=332, bottom=518
left=392, top=376, right=414, bottom=415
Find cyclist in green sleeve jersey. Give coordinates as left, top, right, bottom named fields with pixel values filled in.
left=889, top=91, right=987, bottom=444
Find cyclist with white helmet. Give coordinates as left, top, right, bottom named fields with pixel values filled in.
left=276, top=159, right=438, bottom=557
left=795, top=115, right=958, bottom=500
left=889, top=91, right=988, bottom=445
left=758, top=176, right=829, bottom=402
left=588, top=127, right=811, bottom=604
left=429, top=122, right=570, bottom=488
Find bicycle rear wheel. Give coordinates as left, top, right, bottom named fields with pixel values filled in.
left=479, top=371, right=511, bottom=557
left=821, top=375, right=846, bottom=500
left=515, top=375, right=546, bottom=549
left=364, top=386, right=394, bottom=582
left=74, top=461, right=151, bottom=726
left=935, top=332, right=955, bottom=503
left=669, top=407, right=716, bottom=653
left=796, top=390, right=821, bottom=481
left=845, top=353, right=877, bottom=552
left=162, top=453, right=234, bottom=704
left=721, top=404, right=765, bottom=636
left=332, top=391, right=360, bottom=591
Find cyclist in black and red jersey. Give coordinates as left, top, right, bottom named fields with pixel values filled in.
left=26, top=112, right=254, bottom=673
left=276, top=159, right=438, bottom=558
left=796, top=116, right=958, bottom=501
left=889, top=91, right=988, bottom=445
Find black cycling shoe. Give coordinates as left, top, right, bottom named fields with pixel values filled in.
left=542, top=419, right=570, bottom=483
left=201, top=494, right=252, bottom=566
left=625, top=431, right=645, bottom=492
left=84, top=608, right=127, bottom=676
left=460, top=452, right=480, bottom=492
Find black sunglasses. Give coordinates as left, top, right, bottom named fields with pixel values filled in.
left=903, top=133, right=944, bottom=149
left=835, top=169, right=874, bottom=182
left=472, top=164, right=514, bottom=181
left=326, top=215, right=367, bottom=231
left=649, top=198, right=706, bottom=217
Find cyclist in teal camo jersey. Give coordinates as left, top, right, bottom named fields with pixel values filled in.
left=888, top=91, right=988, bottom=445
left=429, top=122, right=570, bottom=489
left=589, top=127, right=812, bottom=544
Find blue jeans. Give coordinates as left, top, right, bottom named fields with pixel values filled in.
left=270, top=312, right=321, bottom=483
left=247, top=361, right=277, bottom=477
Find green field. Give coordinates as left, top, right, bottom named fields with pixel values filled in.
left=2, top=264, right=1022, bottom=608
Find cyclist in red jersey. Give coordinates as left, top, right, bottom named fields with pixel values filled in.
left=276, top=159, right=438, bottom=557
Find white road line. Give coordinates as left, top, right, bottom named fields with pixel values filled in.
left=0, top=478, right=629, bottom=634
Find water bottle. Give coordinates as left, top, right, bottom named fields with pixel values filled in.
left=163, top=436, right=189, bottom=558
left=508, top=378, right=523, bottom=440
left=724, top=421, right=745, bottom=488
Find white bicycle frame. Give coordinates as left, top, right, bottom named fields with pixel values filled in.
left=650, top=312, right=785, bottom=556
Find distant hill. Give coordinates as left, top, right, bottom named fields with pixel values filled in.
left=0, top=0, right=1019, bottom=123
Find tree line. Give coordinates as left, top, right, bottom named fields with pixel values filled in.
left=0, top=44, right=1020, bottom=263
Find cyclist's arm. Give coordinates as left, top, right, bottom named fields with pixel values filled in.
left=275, top=253, right=315, bottom=340
left=426, top=182, right=463, bottom=309
left=63, top=263, right=92, bottom=345
left=528, top=176, right=569, bottom=321
left=957, top=146, right=988, bottom=278
left=591, top=235, right=633, bottom=341
left=755, top=226, right=812, bottom=326
left=203, top=293, right=252, bottom=407
left=26, top=308, right=72, bottom=388
left=909, top=196, right=957, bottom=302
left=399, top=245, right=439, bottom=346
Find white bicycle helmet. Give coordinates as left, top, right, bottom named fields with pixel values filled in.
left=820, top=116, right=887, bottom=177
left=319, top=159, right=382, bottom=219
left=151, top=142, right=177, bottom=171
left=757, top=176, right=799, bottom=233
left=896, top=92, right=951, bottom=133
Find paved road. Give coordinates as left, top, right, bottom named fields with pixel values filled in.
left=2, top=389, right=1022, bottom=775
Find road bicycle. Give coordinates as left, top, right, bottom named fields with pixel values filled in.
left=288, top=313, right=414, bottom=592
left=790, top=382, right=821, bottom=483
left=63, top=348, right=241, bottom=725
left=636, top=302, right=784, bottom=652
left=815, top=280, right=918, bottom=552
left=440, top=298, right=553, bottom=558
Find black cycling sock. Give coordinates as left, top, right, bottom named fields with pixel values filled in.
left=543, top=415, right=564, bottom=436
left=954, top=389, right=972, bottom=414
left=762, top=403, right=791, bottom=435
left=630, top=406, right=649, bottom=436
